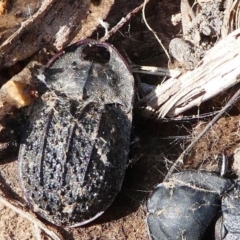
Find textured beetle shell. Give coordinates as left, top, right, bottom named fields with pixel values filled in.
left=147, top=171, right=233, bottom=240
left=18, top=40, right=134, bottom=227
left=221, top=181, right=240, bottom=239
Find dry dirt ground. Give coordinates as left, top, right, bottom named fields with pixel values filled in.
left=0, top=0, right=240, bottom=239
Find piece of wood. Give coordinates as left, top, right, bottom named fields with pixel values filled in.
left=0, top=60, right=41, bottom=120
left=140, top=28, right=240, bottom=118
left=0, top=0, right=90, bottom=69
left=222, top=0, right=240, bottom=38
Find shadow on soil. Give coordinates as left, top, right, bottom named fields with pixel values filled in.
left=91, top=107, right=192, bottom=225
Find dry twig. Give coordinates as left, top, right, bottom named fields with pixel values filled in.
left=164, top=87, right=240, bottom=181
left=100, top=1, right=147, bottom=42
left=0, top=194, right=62, bottom=240
left=131, top=65, right=181, bottom=78
left=142, top=0, right=171, bottom=62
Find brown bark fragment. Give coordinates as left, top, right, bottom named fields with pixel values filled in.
left=0, top=0, right=90, bottom=69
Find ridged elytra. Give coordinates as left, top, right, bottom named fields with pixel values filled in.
left=18, top=40, right=134, bottom=227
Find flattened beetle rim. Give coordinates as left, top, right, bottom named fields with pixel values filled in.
left=18, top=39, right=134, bottom=227
left=46, top=39, right=132, bottom=73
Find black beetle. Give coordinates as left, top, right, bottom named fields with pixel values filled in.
left=18, top=40, right=134, bottom=227
left=147, top=171, right=234, bottom=240
left=218, top=180, right=240, bottom=239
